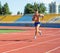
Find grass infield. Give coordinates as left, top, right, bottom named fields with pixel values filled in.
left=0, top=29, right=24, bottom=33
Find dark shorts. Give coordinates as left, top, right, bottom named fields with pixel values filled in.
left=34, top=22, right=41, bottom=27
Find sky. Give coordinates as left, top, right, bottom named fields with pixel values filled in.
left=0, top=0, right=60, bottom=15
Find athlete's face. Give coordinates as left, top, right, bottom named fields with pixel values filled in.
left=35, top=11, right=38, bottom=15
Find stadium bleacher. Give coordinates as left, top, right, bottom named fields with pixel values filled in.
left=0, top=14, right=60, bottom=23
left=16, top=14, right=60, bottom=23
left=0, top=16, right=5, bottom=20
left=16, top=14, right=33, bottom=22
left=42, top=14, right=60, bottom=23
left=0, top=15, right=21, bottom=23
left=47, top=16, right=60, bottom=23
left=0, top=14, right=60, bottom=27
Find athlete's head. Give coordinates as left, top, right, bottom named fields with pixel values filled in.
left=35, top=9, right=38, bottom=15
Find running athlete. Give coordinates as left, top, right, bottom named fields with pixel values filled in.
left=32, top=10, right=44, bottom=39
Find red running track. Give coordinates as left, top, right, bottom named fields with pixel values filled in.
left=0, top=26, right=60, bottom=53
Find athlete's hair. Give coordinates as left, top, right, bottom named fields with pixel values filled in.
left=35, top=9, right=38, bottom=12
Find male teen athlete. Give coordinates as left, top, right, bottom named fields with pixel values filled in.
left=32, top=10, right=44, bottom=39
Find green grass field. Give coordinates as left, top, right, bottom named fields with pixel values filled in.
left=0, top=29, right=24, bottom=33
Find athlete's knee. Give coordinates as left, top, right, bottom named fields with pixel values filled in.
left=35, top=29, right=38, bottom=33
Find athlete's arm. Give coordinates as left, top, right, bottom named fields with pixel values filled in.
left=39, top=14, right=44, bottom=20
left=32, top=15, right=35, bottom=23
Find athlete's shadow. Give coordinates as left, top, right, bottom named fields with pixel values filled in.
left=0, top=39, right=32, bottom=42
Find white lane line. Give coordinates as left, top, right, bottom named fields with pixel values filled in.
left=42, top=33, right=59, bottom=38
left=0, top=31, right=59, bottom=47
left=0, top=33, right=58, bottom=47
left=2, top=38, right=60, bottom=53
left=46, top=46, right=60, bottom=53
left=39, top=28, right=60, bottom=29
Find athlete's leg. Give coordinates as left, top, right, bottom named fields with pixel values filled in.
left=34, top=26, right=38, bottom=39
left=37, top=24, right=42, bottom=35
left=35, top=26, right=38, bottom=35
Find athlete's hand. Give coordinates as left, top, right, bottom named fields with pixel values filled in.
left=40, top=14, right=44, bottom=17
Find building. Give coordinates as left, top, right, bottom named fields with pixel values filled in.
left=58, top=5, right=60, bottom=13
left=49, top=2, right=60, bottom=14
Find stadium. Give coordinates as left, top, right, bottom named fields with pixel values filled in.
left=0, top=0, right=60, bottom=53
left=0, top=14, right=60, bottom=27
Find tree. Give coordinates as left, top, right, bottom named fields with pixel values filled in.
left=38, top=3, right=46, bottom=13
left=0, top=1, right=2, bottom=15
left=17, top=11, right=20, bottom=15
left=24, top=3, right=34, bottom=14
left=21, top=12, right=22, bottom=15
left=24, top=3, right=46, bottom=14
left=3, top=3, right=11, bottom=15
left=2, top=6, right=5, bottom=15
left=33, top=2, right=39, bottom=11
